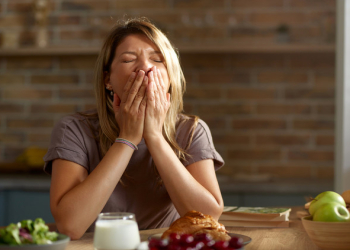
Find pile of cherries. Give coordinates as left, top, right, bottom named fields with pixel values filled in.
left=148, top=233, right=244, bottom=250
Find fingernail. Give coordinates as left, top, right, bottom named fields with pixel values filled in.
left=138, top=70, right=144, bottom=76
left=149, top=71, right=153, bottom=78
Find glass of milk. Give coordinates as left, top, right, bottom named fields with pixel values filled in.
left=93, top=212, right=141, bottom=250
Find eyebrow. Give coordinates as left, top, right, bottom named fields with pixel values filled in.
left=149, top=51, right=162, bottom=55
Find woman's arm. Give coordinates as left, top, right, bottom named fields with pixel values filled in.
left=50, top=71, right=148, bottom=240
left=50, top=143, right=134, bottom=240
left=146, top=136, right=224, bottom=220
left=144, top=67, right=223, bottom=219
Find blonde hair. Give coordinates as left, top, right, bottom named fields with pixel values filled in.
left=91, top=17, right=198, bottom=182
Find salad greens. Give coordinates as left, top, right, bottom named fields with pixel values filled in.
left=0, top=218, right=58, bottom=245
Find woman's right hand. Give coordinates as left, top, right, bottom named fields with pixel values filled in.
left=113, top=70, right=148, bottom=145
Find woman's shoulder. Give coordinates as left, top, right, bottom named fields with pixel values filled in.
left=55, top=109, right=99, bottom=131
left=176, top=113, right=208, bottom=131
left=176, top=113, right=212, bottom=141
left=176, top=113, right=195, bottom=130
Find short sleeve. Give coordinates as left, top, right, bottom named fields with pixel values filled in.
left=43, top=115, right=90, bottom=174
left=178, top=118, right=224, bottom=170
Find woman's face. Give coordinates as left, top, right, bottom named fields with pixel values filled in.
left=105, top=33, right=169, bottom=99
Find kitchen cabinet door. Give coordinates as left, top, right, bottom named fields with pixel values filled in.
left=222, top=194, right=242, bottom=206
left=242, top=193, right=316, bottom=207
left=0, top=192, right=4, bottom=226
left=5, top=190, right=54, bottom=225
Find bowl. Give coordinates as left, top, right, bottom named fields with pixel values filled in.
left=0, top=233, right=70, bottom=250
left=302, top=216, right=350, bottom=250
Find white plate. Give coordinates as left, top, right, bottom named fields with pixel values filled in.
left=0, top=234, right=70, bottom=250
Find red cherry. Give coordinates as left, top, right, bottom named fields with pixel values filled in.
left=180, top=234, right=194, bottom=245
left=194, top=233, right=212, bottom=243
left=169, top=233, right=182, bottom=245
left=159, top=239, right=169, bottom=248
left=201, top=247, right=213, bottom=250
left=149, top=238, right=159, bottom=248
left=214, top=240, right=229, bottom=250
left=148, top=238, right=169, bottom=249
left=170, top=233, right=181, bottom=241
left=205, top=240, right=216, bottom=247
left=167, top=244, right=182, bottom=250
left=193, top=241, right=205, bottom=249
left=228, top=237, right=243, bottom=249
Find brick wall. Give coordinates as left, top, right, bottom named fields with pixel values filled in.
left=0, top=55, right=97, bottom=161
left=182, top=52, right=335, bottom=180
left=0, top=0, right=336, bottom=181
left=0, top=0, right=336, bottom=47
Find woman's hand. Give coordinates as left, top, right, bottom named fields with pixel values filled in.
left=144, top=66, right=170, bottom=142
left=113, top=70, right=148, bottom=145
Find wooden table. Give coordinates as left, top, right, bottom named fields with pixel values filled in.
left=66, top=207, right=319, bottom=250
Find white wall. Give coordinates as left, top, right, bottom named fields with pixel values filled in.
left=335, top=0, right=350, bottom=193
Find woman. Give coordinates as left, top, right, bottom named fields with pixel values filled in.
left=44, top=17, right=224, bottom=240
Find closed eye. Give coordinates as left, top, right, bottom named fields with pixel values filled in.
left=152, top=57, right=163, bottom=63
left=123, top=60, right=135, bottom=63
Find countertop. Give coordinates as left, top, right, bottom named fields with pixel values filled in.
left=66, top=207, right=319, bottom=250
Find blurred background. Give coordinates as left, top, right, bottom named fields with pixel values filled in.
left=0, top=0, right=337, bottom=225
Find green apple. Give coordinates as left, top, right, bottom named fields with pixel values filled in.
left=313, top=202, right=350, bottom=222
left=309, top=191, right=346, bottom=216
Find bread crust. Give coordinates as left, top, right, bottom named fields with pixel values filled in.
left=161, top=210, right=231, bottom=241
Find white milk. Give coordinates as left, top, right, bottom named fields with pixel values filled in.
left=93, top=219, right=141, bottom=250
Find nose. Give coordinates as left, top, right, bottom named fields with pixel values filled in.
left=135, top=58, right=152, bottom=75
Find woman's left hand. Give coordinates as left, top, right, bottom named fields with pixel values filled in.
left=144, top=66, right=170, bottom=141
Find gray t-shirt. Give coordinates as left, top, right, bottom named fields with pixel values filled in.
left=44, top=111, right=224, bottom=232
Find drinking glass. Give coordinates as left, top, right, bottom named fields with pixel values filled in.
left=93, top=212, right=141, bottom=250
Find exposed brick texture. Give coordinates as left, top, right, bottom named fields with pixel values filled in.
left=257, top=165, right=313, bottom=179
left=6, top=57, right=54, bottom=70
left=256, top=135, right=311, bottom=146
left=0, top=0, right=336, bottom=181
left=0, top=0, right=336, bottom=46
left=6, top=118, right=55, bottom=129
